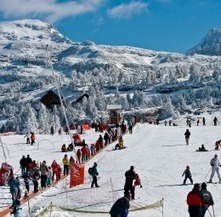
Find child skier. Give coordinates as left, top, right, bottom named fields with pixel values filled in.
left=47, top=166, right=53, bottom=186
left=134, top=173, right=142, bottom=188
left=182, top=166, right=193, bottom=185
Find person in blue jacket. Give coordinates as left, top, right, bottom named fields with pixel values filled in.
left=91, top=162, right=99, bottom=188
left=109, top=192, right=131, bottom=217
left=8, top=170, right=20, bottom=207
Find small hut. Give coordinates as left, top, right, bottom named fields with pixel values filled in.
left=107, top=104, right=122, bottom=124
left=40, top=90, right=61, bottom=109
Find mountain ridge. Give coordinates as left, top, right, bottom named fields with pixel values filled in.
left=186, top=28, right=221, bottom=56
left=1, top=19, right=221, bottom=133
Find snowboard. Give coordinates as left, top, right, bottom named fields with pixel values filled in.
left=196, top=150, right=208, bottom=152
left=112, top=146, right=126, bottom=151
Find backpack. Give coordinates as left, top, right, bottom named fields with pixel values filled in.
left=201, top=191, right=211, bottom=204
left=88, top=167, right=93, bottom=175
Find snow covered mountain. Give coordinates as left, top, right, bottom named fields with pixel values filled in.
left=1, top=19, right=221, bottom=133
left=186, top=28, right=221, bottom=56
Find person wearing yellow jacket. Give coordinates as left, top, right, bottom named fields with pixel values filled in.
left=62, top=154, right=69, bottom=176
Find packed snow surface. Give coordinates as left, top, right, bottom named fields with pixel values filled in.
left=1, top=114, right=221, bottom=216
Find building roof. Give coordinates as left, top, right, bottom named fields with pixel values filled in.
left=106, top=104, right=122, bottom=110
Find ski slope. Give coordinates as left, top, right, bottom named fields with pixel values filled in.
left=1, top=115, right=221, bottom=217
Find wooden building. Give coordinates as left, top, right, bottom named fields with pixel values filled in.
left=40, top=90, right=62, bottom=109
left=107, top=104, right=122, bottom=124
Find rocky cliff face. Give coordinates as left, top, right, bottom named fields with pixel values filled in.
left=186, top=28, right=221, bottom=56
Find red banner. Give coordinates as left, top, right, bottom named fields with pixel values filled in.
left=0, top=163, right=12, bottom=186
left=69, top=163, right=85, bottom=188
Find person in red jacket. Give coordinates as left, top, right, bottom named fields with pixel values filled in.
left=51, top=160, right=59, bottom=182
left=187, top=183, right=203, bottom=217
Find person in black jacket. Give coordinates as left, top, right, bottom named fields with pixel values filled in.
left=184, top=129, right=191, bottom=145
left=200, top=182, right=214, bottom=217
left=19, top=155, right=27, bottom=176
left=124, top=166, right=136, bottom=200
left=182, top=166, right=193, bottom=185
left=25, top=155, right=32, bottom=172
left=213, top=117, right=218, bottom=126
left=109, top=192, right=131, bottom=217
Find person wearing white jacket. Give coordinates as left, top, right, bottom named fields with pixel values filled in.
left=208, top=154, right=221, bottom=183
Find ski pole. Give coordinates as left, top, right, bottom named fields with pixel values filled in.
left=208, top=208, right=213, bottom=217
left=203, top=168, right=212, bottom=181
left=212, top=205, right=215, bottom=217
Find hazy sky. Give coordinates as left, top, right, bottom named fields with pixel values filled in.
left=0, top=0, right=220, bottom=54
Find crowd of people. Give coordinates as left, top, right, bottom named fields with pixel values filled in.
left=183, top=154, right=221, bottom=217
left=6, top=115, right=220, bottom=217
left=6, top=119, right=135, bottom=212
left=19, top=155, right=63, bottom=194
left=24, top=132, right=36, bottom=145
left=187, top=182, right=214, bottom=217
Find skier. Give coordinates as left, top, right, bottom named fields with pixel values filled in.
left=182, top=166, right=193, bottom=185
left=118, top=135, right=124, bottom=149
left=47, top=166, right=52, bottom=186
left=90, top=143, right=96, bottom=156
left=23, top=172, right=31, bottom=197
left=169, top=120, right=172, bottom=126
left=200, top=182, right=214, bottom=217
left=24, top=132, right=30, bottom=144
left=8, top=170, right=20, bottom=207
left=202, top=117, right=206, bottom=126
left=25, top=155, right=32, bottom=172
left=67, top=143, right=73, bottom=151
left=40, top=160, right=48, bottom=188
left=109, top=192, right=131, bottom=217
left=213, top=117, right=218, bottom=126
left=104, top=131, right=110, bottom=146
left=91, top=162, right=99, bottom=188
left=208, top=154, right=221, bottom=183
left=30, top=132, right=36, bottom=145
left=128, top=123, right=133, bottom=134
left=184, top=129, right=191, bottom=145
left=51, top=160, right=59, bottom=182
left=58, top=128, right=62, bottom=135
left=32, top=169, right=40, bottom=193
left=61, top=144, right=67, bottom=152
left=19, top=155, right=27, bottom=176
left=69, top=156, right=75, bottom=165
left=62, top=154, right=69, bottom=176
left=77, top=149, right=82, bottom=164
left=215, top=140, right=221, bottom=150
left=50, top=125, right=54, bottom=135
left=198, top=144, right=207, bottom=152
left=124, top=166, right=136, bottom=200
left=187, top=183, right=203, bottom=217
